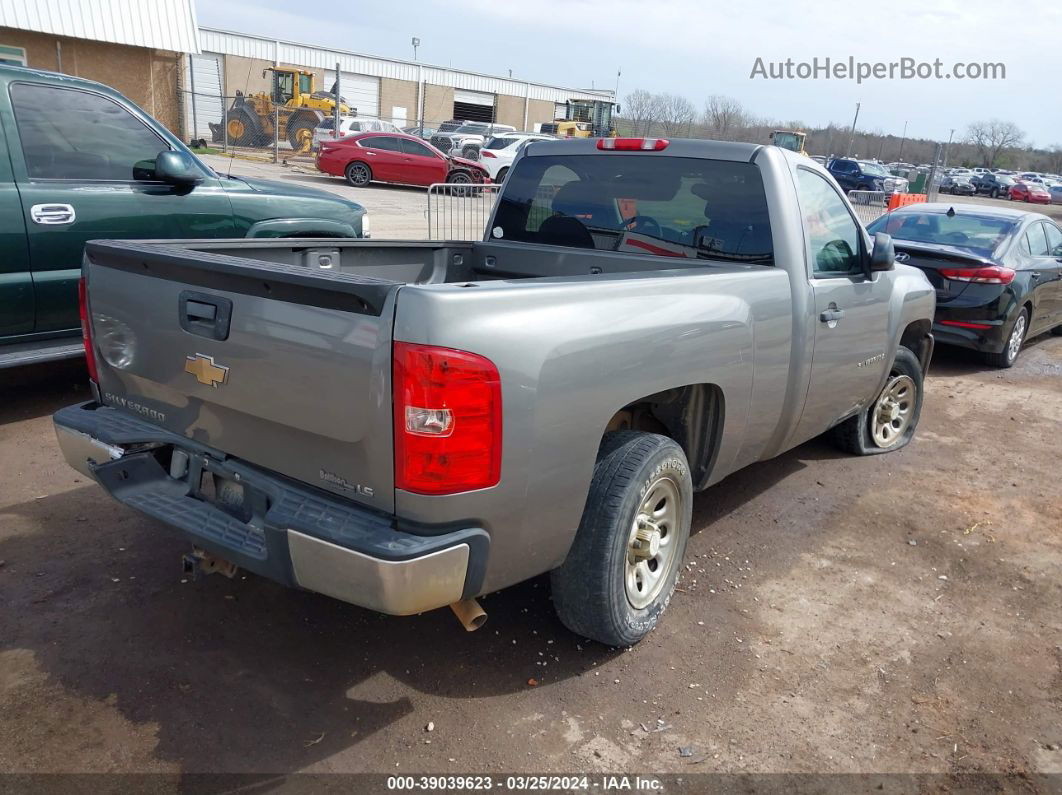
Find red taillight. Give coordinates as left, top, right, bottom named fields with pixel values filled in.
left=939, top=319, right=993, bottom=329
left=393, top=342, right=502, bottom=495
left=78, top=277, right=99, bottom=382
left=938, top=266, right=1015, bottom=284
left=480, top=150, right=496, bottom=158
left=597, top=138, right=669, bottom=151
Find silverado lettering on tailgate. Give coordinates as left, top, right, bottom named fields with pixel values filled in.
left=103, top=392, right=167, bottom=423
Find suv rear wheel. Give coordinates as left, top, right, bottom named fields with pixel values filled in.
left=551, top=431, right=692, bottom=647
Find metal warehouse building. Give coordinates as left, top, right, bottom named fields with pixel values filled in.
left=0, top=0, right=613, bottom=142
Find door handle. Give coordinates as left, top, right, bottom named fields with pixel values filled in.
left=30, top=203, right=76, bottom=225
left=820, top=308, right=846, bottom=324
left=1031, top=271, right=1042, bottom=279
left=179, top=291, right=232, bottom=341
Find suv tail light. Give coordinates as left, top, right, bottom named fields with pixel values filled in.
left=597, top=138, right=669, bottom=151
left=78, top=277, right=99, bottom=382
left=393, top=342, right=502, bottom=494
left=938, top=266, right=1016, bottom=284
left=480, top=150, right=496, bottom=158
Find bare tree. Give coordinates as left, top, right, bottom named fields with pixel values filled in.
left=702, top=95, right=748, bottom=141
left=622, top=89, right=657, bottom=136
left=657, top=93, right=696, bottom=137
left=966, top=120, right=1025, bottom=167
left=1045, top=145, right=1062, bottom=174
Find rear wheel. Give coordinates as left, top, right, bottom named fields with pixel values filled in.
left=345, top=161, right=372, bottom=187
left=984, top=308, right=1028, bottom=368
left=830, top=347, right=924, bottom=455
left=496, top=166, right=510, bottom=183
left=551, top=431, right=692, bottom=647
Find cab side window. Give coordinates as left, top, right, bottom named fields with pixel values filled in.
left=11, top=83, right=168, bottom=181
left=796, top=169, right=864, bottom=276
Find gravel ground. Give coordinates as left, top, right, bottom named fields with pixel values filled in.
left=2, top=332, right=1060, bottom=781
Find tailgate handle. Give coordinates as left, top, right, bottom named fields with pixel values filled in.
left=179, top=291, right=232, bottom=340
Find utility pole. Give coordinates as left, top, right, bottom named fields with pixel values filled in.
left=926, top=142, right=943, bottom=201
left=845, top=102, right=860, bottom=157
left=942, top=128, right=955, bottom=169
left=897, top=120, right=908, bottom=163
left=334, top=62, right=341, bottom=133
left=615, top=68, right=621, bottom=103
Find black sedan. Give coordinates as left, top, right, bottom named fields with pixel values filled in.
left=940, top=175, right=976, bottom=196
left=867, top=204, right=1062, bottom=367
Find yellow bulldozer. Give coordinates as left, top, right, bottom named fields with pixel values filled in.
left=769, top=129, right=809, bottom=156
left=540, top=99, right=617, bottom=138
left=211, top=67, right=350, bottom=153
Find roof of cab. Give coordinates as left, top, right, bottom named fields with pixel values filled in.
left=521, top=136, right=765, bottom=163
left=0, top=63, right=122, bottom=96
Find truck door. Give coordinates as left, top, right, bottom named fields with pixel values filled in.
left=792, top=167, right=893, bottom=443
left=0, top=109, right=32, bottom=336
left=6, top=81, right=234, bottom=334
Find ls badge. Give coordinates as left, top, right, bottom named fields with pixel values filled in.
left=184, top=353, right=229, bottom=388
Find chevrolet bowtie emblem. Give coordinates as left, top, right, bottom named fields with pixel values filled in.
left=184, top=353, right=229, bottom=387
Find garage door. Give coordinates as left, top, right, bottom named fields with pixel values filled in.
left=338, top=73, right=380, bottom=119
left=453, top=89, right=495, bottom=123
left=185, top=52, right=224, bottom=140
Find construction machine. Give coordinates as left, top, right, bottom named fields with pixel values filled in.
left=211, top=67, right=350, bottom=153
left=540, top=98, right=617, bottom=138
left=769, top=130, right=809, bottom=156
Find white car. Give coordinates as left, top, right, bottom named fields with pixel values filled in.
left=312, top=117, right=400, bottom=150
left=477, top=133, right=555, bottom=182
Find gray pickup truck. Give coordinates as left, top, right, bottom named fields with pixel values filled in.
left=54, top=138, right=935, bottom=646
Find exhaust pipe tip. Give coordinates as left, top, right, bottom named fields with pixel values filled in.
left=450, top=598, right=487, bottom=632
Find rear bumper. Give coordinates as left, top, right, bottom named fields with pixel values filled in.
left=53, top=402, right=488, bottom=616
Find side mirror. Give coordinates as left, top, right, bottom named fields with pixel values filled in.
left=869, top=232, right=896, bottom=274
left=154, top=151, right=203, bottom=188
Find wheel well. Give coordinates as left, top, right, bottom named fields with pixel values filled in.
left=603, top=384, right=724, bottom=490
left=899, top=319, right=933, bottom=371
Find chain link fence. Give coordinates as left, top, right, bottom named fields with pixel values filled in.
left=847, top=190, right=890, bottom=227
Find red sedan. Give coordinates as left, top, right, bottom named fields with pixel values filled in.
left=1009, top=181, right=1051, bottom=204
left=316, top=131, right=490, bottom=188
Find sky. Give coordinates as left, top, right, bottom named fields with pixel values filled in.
left=196, top=0, right=1062, bottom=149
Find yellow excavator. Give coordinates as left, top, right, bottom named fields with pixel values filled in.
left=541, top=99, right=617, bottom=138
left=212, top=67, right=350, bottom=153
left=769, top=130, right=809, bottom=156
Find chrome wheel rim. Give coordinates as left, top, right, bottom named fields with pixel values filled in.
left=1007, top=314, right=1026, bottom=363
left=870, top=374, right=916, bottom=448
left=624, top=476, right=681, bottom=610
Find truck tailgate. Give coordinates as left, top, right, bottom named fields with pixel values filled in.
left=83, top=241, right=399, bottom=513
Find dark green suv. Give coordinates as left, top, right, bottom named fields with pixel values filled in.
left=0, top=65, right=368, bottom=368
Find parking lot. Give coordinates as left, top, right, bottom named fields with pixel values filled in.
left=3, top=322, right=1060, bottom=776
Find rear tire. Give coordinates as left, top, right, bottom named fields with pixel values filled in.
left=345, top=161, right=372, bottom=187
left=496, top=167, right=509, bottom=183
left=551, top=431, right=692, bottom=647
left=984, top=308, right=1028, bottom=368
left=830, top=347, right=923, bottom=455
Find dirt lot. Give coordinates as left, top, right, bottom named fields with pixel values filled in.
left=2, top=326, right=1060, bottom=783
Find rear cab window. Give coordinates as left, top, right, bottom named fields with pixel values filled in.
left=492, top=154, right=773, bottom=264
